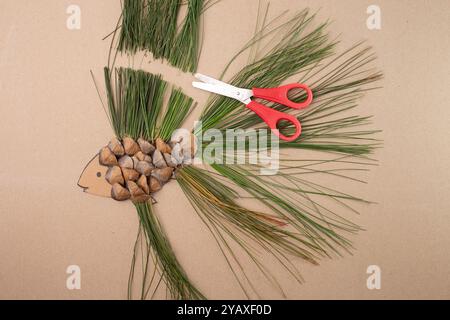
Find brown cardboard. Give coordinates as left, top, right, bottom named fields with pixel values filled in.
left=0, top=0, right=449, bottom=299
left=77, top=154, right=111, bottom=198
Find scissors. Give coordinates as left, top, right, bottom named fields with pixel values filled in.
left=192, top=73, right=313, bottom=142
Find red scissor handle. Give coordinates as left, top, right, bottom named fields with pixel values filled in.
left=246, top=101, right=301, bottom=142
left=252, top=83, right=313, bottom=110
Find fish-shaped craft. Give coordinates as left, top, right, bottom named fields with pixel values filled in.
left=78, top=133, right=196, bottom=202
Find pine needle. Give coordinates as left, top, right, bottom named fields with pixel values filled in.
left=117, top=0, right=144, bottom=54
left=143, top=0, right=181, bottom=59
left=134, top=202, right=205, bottom=299
left=178, top=5, right=382, bottom=296
left=116, top=0, right=206, bottom=73
left=159, top=88, right=197, bottom=140
left=103, top=67, right=195, bottom=141
left=169, top=0, right=204, bottom=72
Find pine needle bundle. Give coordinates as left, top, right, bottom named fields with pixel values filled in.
left=168, top=0, right=204, bottom=72
left=143, top=0, right=182, bottom=59
left=117, top=0, right=206, bottom=72
left=117, top=0, right=144, bottom=54
left=103, top=67, right=196, bottom=141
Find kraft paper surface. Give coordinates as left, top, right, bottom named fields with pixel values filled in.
left=0, top=0, right=449, bottom=299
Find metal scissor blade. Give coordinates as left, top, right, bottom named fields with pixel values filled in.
left=193, top=73, right=253, bottom=103
left=194, top=73, right=228, bottom=86
left=192, top=82, right=244, bottom=101
left=194, top=73, right=247, bottom=94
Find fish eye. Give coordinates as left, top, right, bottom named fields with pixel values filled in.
left=96, top=172, right=102, bottom=178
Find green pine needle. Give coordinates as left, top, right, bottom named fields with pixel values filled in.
left=143, top=0, right=182, bottom=59
left=104, top=67, right=195, bottom=141
left=117, top=0, right=144, bottom=54
left=116, top=0, right=206, bottom=73
left=131, top=202, right=205, bottom=299
left=169, top=0, right=204, bottom=72
left=159, top=88, right=197, bottom=140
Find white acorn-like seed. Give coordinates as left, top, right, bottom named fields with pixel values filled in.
left=123, top=137, right=140, bottom=155
left=136, top=161, right=153, bottom=176
left=137, top=175, right=150, bottom=194
left=121, top=167, right=139, bottom=181
left=143, top=155, right=152, bottom=163
left=171, top=143, right=183, bottom=165
left=108, top=138, right=125, bottom=156
left=152, top=150, right=167, bottom=168
left=156, top=138, right=172, bottom=154
left=131, top=156, right=139, bottom=169
left=149, top=177, right=162, bottom=192
left=151, top=167, right=173, bottom=184
left=138, top=138, right=155, bottom=155
left=127, top=181, right=150, bottom=203
left=170, top=130, right=197, bottom=158
left=111, top=183, right=131, bottom=201
left=99, top=147, right=118, bottom=166
left=105, top=166, right=124, bottom=185
left=118, top=155, right=134, bottom=169
left=164, top=153, right=177, bottom=168
left=135, top=151, right=145, bottom=161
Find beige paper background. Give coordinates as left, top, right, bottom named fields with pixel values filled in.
left=0, top=0, right=449, bottom=299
